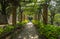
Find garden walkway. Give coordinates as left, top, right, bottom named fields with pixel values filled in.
left=11, top=22, right=39, bottom=39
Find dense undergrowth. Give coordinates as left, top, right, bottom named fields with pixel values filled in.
left=0, top=20, right=28, bottom=36
left=32, top=20, right=60, bottom=39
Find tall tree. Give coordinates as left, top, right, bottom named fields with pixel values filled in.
left=42, top=3, right=48, bottom=25
left=37, top=5, right=42, bottom=21
left=8, top=0, right=20, bottom=25
left=40, top=0, right=51, bottom=25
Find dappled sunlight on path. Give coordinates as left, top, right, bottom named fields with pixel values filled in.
left=12, top=22, right=39, bottom=39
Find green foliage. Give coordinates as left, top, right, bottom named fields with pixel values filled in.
left=0, top=22, right=25, bottom=35
left=31, top=0, right=37, bottom=2
left=23, top=11, right=34, bottom=16
left=17, top=22, right=25, bottom=26
left=17, top=20, right=29, bottom=27
left=4, top=25, right=15, bottom=32
left=40, top=0, right=51, bottom=4
left=0, top=25, right=15, bottom=35
left=54, top=14, right=60, bottom=22
left=33, top=21, right=60, bottom=39
left=32, top=20, right=42, bottom=25
left=0, top=28, right=4, bottom=34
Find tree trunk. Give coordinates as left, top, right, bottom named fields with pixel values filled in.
left=18, top=6, right=23, bottom=22
left=20, top=12, right=23, bottom=22
left=22, top=14, right=25, bottom=21
left=12, top=6, right=17, bottom=26
left=34, top=14, right=38, bottom=21
left=24, top=15, right=25, bottom=21
left=38, top=10, right=42, bottom=21
left=37, top=13, right=40, bottom=21
left=42, top=4, right=48, bottom=25
left=50, top=11, right=55, bottom=25
left=18, top=10, right=23, bottom=22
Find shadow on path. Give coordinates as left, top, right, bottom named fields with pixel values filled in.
left=11, top=22, right=39, bottom=39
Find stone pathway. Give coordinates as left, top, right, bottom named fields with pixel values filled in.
left=11, top=22, right=39, bottom=39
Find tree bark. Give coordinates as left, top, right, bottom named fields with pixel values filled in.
left=50, top=11, right=55, bottom=25
left=24, top=14, right=25, bottom=21
left=22, top=14, right=25, bottom=21
left=18, top=5, right=23, bottom=22
left=42, top=4, right=48, bottom=25
left=20, top=12, right=23, bottom=22
left=34, top=13, right=38, bottom=21
left=12, top=6, right=17, bottom=26
left=37, top=13, right=40, bottom=21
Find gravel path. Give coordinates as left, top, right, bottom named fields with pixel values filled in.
left=11, top=22, right=39, bottom=39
